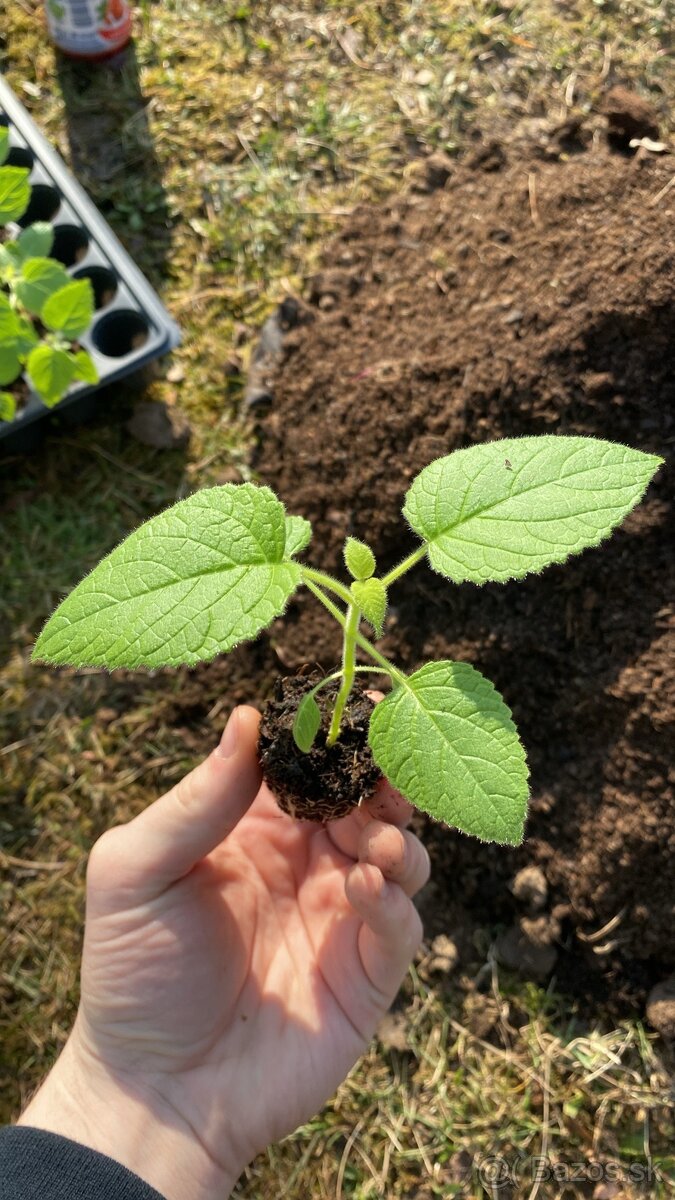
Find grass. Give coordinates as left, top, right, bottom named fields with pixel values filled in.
left=1, top=1, right=674, bottom=1195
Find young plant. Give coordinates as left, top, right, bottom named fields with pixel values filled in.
left=0, top=129, right=98, bottom=420
left=33, top=436, right=662, bottom=844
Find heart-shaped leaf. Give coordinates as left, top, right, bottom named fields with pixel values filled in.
left=33, top=484, right=303, bottom=668
left=27, top=344, right=76, bottom=406
left=369, top=660, right=529, bottom=844
left=42, top=278, right=95, bottom=339
left=17, top=222, right=54, bottom=262
left=15, top=257, right=70, bottom=316
left=404, top=436, right=663, bottom=584
left=0, top=166, right=30, bottom=224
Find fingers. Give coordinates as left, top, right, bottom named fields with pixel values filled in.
left=345, top=863, right=424, bottom=1000
left=327, top=777, right=414, bottom=860
left=358, top=820, right=430, bottom=898
left=87, top=706, right=262, bottom=902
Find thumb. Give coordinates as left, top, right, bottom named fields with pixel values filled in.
left=87, top=705, right=262, bottom=902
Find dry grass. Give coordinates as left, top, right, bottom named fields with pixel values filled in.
left=1, top=2, right=674, bottom=1196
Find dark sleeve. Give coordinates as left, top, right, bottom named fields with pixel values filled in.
left=0, top=1127, right=167, bottom=1200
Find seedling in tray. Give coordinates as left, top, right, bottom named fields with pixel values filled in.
left=33, top=435, right=662, bottom=843
left=0, top=129, right=98, bottom=420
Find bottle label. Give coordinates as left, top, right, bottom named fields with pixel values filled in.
left=45, top=0, right=132, bottom=56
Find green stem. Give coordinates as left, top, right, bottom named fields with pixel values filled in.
left=380, top=544, right=428, bottom=588
left=326, top=603, right=359, bottom=745
left=304, top=579, right=406, bottom=686
left=301, top=566, right=354, bottom=607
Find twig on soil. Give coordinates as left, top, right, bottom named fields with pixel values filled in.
left=528, top=172, right=541, bottom=226
left=648, top=173, right=675, bottom=207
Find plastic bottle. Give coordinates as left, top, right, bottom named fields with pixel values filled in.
left=44, top=0, right=132, bottom=62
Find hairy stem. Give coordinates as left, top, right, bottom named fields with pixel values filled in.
left=304, top=579, right=406, bottom=686
left=301, top=567, right=354, bottom=607
left=326, top=603, right=359, bottom=746
left=380, top=544, right=428, bottom=588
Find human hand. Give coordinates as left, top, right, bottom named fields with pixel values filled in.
left=20, top=705, right=430, bottom=1200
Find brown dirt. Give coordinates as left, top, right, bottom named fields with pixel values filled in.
left=258, top=671, right=379, bottom=821
left=249, top=144, right=674, bottom=1010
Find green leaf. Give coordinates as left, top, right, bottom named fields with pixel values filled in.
left=0, top=344, right=21, bottom=386
left=15, top=257, right=70, bottom=315
left=351, top=577, right=387, bottom=636
left=17, top=222, right=54, bottom=261
left=0, top=166, right=31, bottom=224
left=293, top=691, right=322, bottom=752
left=368, top=661, right=529, bottom=844
left=0, top=391, right=16, bottom=421
left=0, top=128, right=8, bottom=166
left=42, top=278, right=94, bottom=339
left=285, top=514, right=312, bottom=558
left=33, top=484, right=303, bottom=668
left=26, top=344, right=76, bottom=406
left=344, top=536, right=376, bottom=580
left=403, top=436, right=664, bottom=584
left=70, top=349, right=99, bottom=384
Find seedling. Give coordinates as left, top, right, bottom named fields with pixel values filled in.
left=33, top=436, right=662, bottom=844
left=0, top=131, right=98, bottom=421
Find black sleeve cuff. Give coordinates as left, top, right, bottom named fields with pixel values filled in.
left=0, top=1126, right=167, bottom=1200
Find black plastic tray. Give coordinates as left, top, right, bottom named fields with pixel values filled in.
left=0, top=75, right=180, bottom=449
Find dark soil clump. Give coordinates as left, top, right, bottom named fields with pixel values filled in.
left=250, top=146, right=674, bottom=1008
left=259, top=673, right=380, bottom=821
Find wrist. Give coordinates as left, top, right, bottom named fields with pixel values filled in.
left=18, top=1025, right=240, bottom=1200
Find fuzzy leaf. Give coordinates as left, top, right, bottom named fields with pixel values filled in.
left=351, top=577, right=387, bottom=636
left=344, top=536, right=376, bottom=580
left=15, top=257, right=70, bottom=315
left=42, top=279, right=94, bottom=339
left=17, top=222, right=54, bottom=262
left=369, top=661, right=529, bottom=844
left=285, top=514, right=312, bottom=558
left=33, top=484, right=303, bottom=669
left=0, top=166, right=30, bottom=224
left=27, top=344, right=76, bottom=406
left=404, top=436, right=663, bottom=584
left=293, top=691, right=322, bottom=753
left=0, top=391, right=16, bottom=421
left=70, top=349, right=99, bottom=384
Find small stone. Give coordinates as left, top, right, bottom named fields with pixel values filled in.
left=166, top=362, right=185, bottom=384
left=428, top=933, right=460, bottom=974
left=511, top=866, right=548, bottom=911
left=126, top=400, right=191, bottom=450
left=646, top=976, right=675, bottom=1040
left=376, top=1010, right=411, bottom=1052
left=415, top=68, right=434, bottom=86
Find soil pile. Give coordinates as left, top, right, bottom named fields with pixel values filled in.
left=251, top=146, right=674, bottom=1007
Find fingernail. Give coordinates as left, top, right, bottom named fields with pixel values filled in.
left=215, top=708, right=239, bottom=760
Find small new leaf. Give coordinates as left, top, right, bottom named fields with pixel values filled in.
left=293, top=691, right=322, bottom=753
left=15, top=257, right=70, bottom=316
left=33, top=484, right=303, bottom=669
left=285, top=514, right=312, bottom=558
left=27, top=344, right=76, bottom=406
left=0, top=166, right=31, bottom=224
left=369, top=661, right=529, bottom=844
left=42, top=279, right=94, bottom=339
left=351, top=578, right=387, bottom=636
left=344, top=537, right=376, bottom=580
left=0, top=391, right=16, bottom=421
left=17, top=222, right=54, bottom=262
left=404, top=436, right=664, bottom=584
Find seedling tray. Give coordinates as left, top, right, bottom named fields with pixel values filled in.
left=0, top=76, right=180, bottom=450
